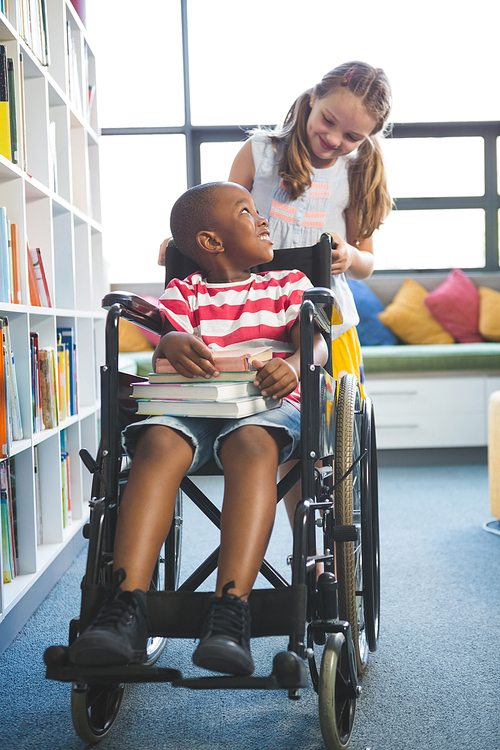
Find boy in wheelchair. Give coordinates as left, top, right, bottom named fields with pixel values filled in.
left=68, top=181, right=328, bottom=677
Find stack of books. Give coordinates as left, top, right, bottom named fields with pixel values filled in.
left=131, top=347, right=282, bottom=418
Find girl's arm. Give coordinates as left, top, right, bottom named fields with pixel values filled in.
left=328, top=205, right=375, bottom=280
left=228, top=140, right=256, bottom=191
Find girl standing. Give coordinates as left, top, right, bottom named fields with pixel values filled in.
left=228, top=60, right=392, bottom=395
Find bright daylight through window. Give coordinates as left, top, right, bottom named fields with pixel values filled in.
left=86, top=0, right=500, bottom=284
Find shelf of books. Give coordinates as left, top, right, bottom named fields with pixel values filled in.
left=0, top=0, right=105, bottom=648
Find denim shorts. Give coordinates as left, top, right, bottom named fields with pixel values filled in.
left=122, top=399, right=301, bottom=474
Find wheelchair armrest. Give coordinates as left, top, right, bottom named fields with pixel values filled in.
left=102, top=291, right=163, bottom=335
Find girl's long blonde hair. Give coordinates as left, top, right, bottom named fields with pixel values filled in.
left=271, top=61, right=393, bottom=242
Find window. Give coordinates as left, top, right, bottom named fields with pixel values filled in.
left=87, top=0, right=500, bottom=283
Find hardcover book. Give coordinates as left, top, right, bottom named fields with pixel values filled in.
left=135, top=395, right=281, bottom=419
left=131, top=380, right=261, bottom=402
left=155, top=347, right=272, bottom=374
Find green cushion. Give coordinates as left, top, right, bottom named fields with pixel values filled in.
left=362, top=343, right=500, bottom=374
left=118, top=351, right=154, bottom=377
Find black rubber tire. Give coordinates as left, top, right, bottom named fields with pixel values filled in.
left=334, top=374, right=369, bottom=675
left=318, top=633, right=356, bottom=750
left=360, top=397, right=380, bottom=652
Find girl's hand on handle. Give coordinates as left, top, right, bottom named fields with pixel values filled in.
left=329, top=232, right=354, bottom=275
left=158, top=238, right=170, bottom=267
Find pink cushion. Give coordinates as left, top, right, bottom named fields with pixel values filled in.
left=424, top=269, right=484, bottom=343
left=140, top=295, right=161, bottom=346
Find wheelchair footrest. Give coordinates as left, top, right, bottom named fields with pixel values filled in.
left=44, top=649, right=308, bottom=691
left=45, top=660, right=182, bottom=685
left=79, top=584, right=308, bottom=639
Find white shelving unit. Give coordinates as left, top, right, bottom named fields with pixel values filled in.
left=0, top=0, right=106, bottom=652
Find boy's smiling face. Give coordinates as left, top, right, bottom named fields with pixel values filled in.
left=205, top=183, right=274, bottom=280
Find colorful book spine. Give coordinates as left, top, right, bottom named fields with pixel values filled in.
left=0, top=207, right=10, bottom=303
left=10, top=224, right=21, bottom=304
left=30, top=247, right=51, bottom=306
left=27, top=243, right=41, bottom=306
left=0, top=45, right=11, bottom=161
left=7, top=58, right=17, bottom=164
left=57, top=327, right=76, bottom=415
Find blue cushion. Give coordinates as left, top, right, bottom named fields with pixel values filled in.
left=347, top=278, right=398, bottom=346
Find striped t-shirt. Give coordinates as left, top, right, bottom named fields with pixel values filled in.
left=158, top=269, right=313, bottom=408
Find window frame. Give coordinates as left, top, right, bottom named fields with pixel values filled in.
left=100, top=0, right=500, bottom=276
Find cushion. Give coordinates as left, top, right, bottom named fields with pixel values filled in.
left=118, top=319, right=155, bottom=353
left=423, top=269, right=483, bottom=343
left=347, top=278, right=397, bottom=346
left=478, top=286, right=500, bottom=342
left=378, top=279, right=455, bottom=345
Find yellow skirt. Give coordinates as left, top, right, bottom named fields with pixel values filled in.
left=331, top=326, right=365, bottom=399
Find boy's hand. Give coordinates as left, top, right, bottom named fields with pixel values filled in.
left=252, top=358, right=298, bottom=400
left=156, top=331, right=219, bottom=378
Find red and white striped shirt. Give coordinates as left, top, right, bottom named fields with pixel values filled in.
left=158, top=269, right=313, bottom=408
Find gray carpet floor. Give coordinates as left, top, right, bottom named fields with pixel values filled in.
left=0, top=463, right=498, bottom=750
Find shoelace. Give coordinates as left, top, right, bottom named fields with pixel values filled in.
left=205, top=581, right=250, bottom=642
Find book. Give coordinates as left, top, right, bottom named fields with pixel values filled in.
left=57, top=327, right=76, bottom=415
left=155, top=347, right=273, bottom=374
left=0, top=325, right=7, bottom=458
left=0, top=460, right=15, bottom=583
left=39, top=347, right=58, bottom=429
left=30, top=332, right=42, bottom=432
left=7, top=58, right=17, bottom=164
left=1, top=316, right=23, bottom=441
left=132, top=380, right=261, bottom=402
left=10, top=224, right=21, bottom=303
left=30, top=247, right=51, bottom=306
left=56, top=335, right=67, bottom=421
left=0, top=46, right=11, bottom=161
left=27, top=243, right=41, bottom=306
left=148, top=370, right=258, bottom=384
left=0, top=207, right=10, bottom=303
left=135, top=395, right=282, bottom=419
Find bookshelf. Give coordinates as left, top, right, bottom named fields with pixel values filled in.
left=0, top=0, right=106, bottom=653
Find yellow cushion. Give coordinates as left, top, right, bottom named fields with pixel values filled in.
left=118, top=319, right=155, bottom=352
left=378, top=279, right=455, bottom=345
left=479, top=286, right=500, bottom=342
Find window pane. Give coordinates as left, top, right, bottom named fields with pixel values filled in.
left=375, top=209, right=485, bottom=270
left=385, top=138, right=484, bottom=198
left=187, top=0, right=499, bottom=126
left=200, top=141, right=245, bottom=183
left=100, top=135, right=187, bottom=284
left=86, top=1, right=184, bottom=127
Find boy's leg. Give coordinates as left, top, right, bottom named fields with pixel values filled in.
left=113, top=424, right=193, bottom=592
left=216, top=424, right=285, bottom=598
left=69, top=424, right=193, bottom=666
left=193, top=423, right=286, bottom=676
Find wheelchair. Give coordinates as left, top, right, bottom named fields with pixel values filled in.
left=44, top=234, right=380, bottom=750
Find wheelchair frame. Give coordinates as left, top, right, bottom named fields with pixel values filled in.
left=44, top=236, right=380, bottom=750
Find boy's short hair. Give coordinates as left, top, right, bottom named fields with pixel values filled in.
left=170, top=182, right=223, bottom=265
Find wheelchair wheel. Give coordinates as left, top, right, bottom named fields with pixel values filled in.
left=334, top=374, right=369, bottom=675
left=71, top=683, right=125, bottom=744
left=318, top=633, right=356, bottom=750
left=360, top=397, right=380, bottom=652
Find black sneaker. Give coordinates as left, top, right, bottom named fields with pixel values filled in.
left=69, top=569, right=148, bottom=667
left=192, top=581, right=255, bottom=676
